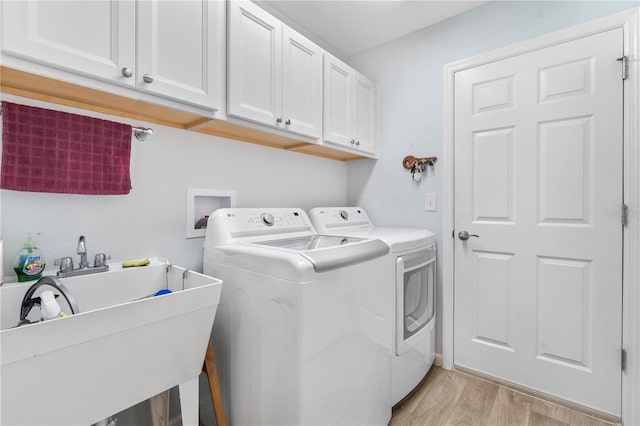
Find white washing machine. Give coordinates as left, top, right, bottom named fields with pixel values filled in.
left=308, top=207, right=436, bottom=405
left=203, top=208, right=392, bottom=425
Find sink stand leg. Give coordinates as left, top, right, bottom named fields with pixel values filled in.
left=179, top=377, right=199, bottom=426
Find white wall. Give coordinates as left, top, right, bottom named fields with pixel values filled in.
left=0, top=94, right=348, bottom=278
left=347, top=0, right=638, bottom=356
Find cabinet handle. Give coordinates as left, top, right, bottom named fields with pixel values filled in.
left=121, top=67, right=133, bottom=78
left=356, top=140, right=360, bottom=146
left=285, top=119, right=291, bottom=125
left=142, top=74, right=154, bottom=84
left=276, top=117, right=283, bottom=123
left=350, top=139, right=355, bottom=145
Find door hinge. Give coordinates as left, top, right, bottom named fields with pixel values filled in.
left=617, top=56, right=628, bottom=80
left=622, top=203, right=629, bottom=227
left=622, top=348, right=627, bottom=372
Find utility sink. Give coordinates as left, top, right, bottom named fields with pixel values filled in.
left=0, top=257, right=222, bottom=426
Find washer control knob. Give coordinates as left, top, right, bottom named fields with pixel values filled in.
left=261, top=213, right=275, bottom=226
left=339, top=210, right=349, bottom=220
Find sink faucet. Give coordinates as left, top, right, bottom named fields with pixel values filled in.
left=77, top=235, right=89, bottom=269
left=54, top=235, right=110, bottom=278
left=17, top=276, right=80, bottom=326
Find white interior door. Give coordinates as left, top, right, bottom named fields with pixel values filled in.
left=454, top=28, right=623, bottom=416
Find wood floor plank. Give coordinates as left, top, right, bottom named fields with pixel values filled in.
left=529, top=411, right=569, bottom=426
left=390, top=367, right=445, bottom=426
left=530, top=398, right=614, bottom=426
left=389, top=367, right=617, bottom=426
left=442, top=375, right=500, bottom=425
left=485, top=386, right=534, bottom=426
left=396, top=368, right=467, bottom=426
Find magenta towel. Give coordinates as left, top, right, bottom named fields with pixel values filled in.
left=1, top=102, right=132, bottom=195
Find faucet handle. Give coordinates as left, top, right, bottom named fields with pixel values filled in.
left=94, top=253, right=110, bottom=267
left=54, top=257, right=74, bottom=272
left=77, top=235, right=86, bottom=255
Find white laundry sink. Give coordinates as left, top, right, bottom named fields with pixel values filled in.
left=0, top=257, right=222, bottom=426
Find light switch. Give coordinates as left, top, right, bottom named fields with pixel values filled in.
left=425, top=192, right=436, bottom=211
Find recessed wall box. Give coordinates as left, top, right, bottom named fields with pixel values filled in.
left=186, top=189, right=237, bottom=238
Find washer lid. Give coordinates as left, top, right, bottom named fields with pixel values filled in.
left=254, top=235, right=389, bottom=272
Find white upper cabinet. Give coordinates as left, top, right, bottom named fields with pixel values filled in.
left=227, top=2, right=281, bottom=126
left=324, top=53, right=376, bottom=155
left=136, top=0, right=223, bottom=109
left=354, top=72, right=376, bottom=154
left=1, top=1, right=136, bottom=87
left=227, top=1, right=322, bottom=139
left=323, top=56, right=354, bottom=147
left=1, top=0, right=223, bottom=111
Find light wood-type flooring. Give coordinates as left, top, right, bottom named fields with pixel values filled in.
left=390, top=367, right=618, bottom=426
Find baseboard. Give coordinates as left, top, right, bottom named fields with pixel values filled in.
left=434, top=353, right=443, bottom=367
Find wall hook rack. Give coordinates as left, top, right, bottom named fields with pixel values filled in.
left=402, top=155, right=437, bottom=182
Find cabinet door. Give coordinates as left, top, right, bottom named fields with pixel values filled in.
left=227, top=1, right=281, bottom=126
left=137, top=0, right=223, bottom=111
left=281, top=26, right=322, bottom=138
left=1, top=1, right=136, bottom=86
left=354, top=72, right=376, bottom=154
left=323, top=54, right=354, bottom=148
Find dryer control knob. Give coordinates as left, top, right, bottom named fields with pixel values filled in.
left=339, top=210, right=349, bottom=220
left=261, top=213, right=275, bottom=226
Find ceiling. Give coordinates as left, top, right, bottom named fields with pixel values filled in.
left=259, top=0, right=489, bottom=58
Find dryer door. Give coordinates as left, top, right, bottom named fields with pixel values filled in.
left=396, top=245, right=436, bottom=355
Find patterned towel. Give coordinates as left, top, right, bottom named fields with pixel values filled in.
left=1, top=101, right=132, bottom=195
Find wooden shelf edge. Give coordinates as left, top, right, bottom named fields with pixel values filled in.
left=0, top=66, right=205, bottom=129
left=0, top=66, right=374, bottom=162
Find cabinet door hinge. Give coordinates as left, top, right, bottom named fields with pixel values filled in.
left=622, top=348, right=627, bottom=372
left=617, top=56, right=629, bottom=80
left=622, top=203, right=629, bottom=227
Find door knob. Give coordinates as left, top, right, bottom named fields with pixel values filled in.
left=142, top=74, right=154, bottom=84
left=121, top=67, right=133, bottom=78
left=458, top=231, right=479, bottom=241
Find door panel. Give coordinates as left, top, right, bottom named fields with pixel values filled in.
left=454, top=28, right=623, bottom=416
left=137, top=0, right=222, bottom=110
left=537, top=256, right=591, bottom=368
left=1, top=1, right=135, bottom=86
left=355, top=73, right=376, bottom=154
left=323, top=54, right=354, bottom=148
left=227, top=1, right=281, bottom=125
left=472, top=250, right=512, bottom=349
left=282, top=26, right=322, bottom=138
left=472, top=128, right=514, bottom=222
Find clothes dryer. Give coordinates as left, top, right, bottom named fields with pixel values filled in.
left=204, top=208, right=392, bottom=425
left=308, top=207, right=436, bottom=405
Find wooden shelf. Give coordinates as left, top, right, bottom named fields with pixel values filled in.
left=0, top=66, right=370, bottom=162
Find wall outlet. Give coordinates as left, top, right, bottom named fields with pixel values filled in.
left=425, top=192, right=436, bottom=211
